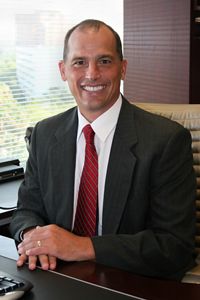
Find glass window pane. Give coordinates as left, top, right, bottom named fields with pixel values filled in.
left=0, top=0, right=123, bottom=165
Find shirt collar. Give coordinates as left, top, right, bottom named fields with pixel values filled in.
left=77, top=95, right=122, bottom=142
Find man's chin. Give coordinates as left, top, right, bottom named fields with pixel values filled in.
left=81, top=97, right=105, bottom=109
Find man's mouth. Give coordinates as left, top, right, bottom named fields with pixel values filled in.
left=81, top=85, right=106, bottom=92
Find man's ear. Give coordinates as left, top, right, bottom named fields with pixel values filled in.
left=58, top=60, right=67, bottom=81
left=121, top=59, right=127, bottom=81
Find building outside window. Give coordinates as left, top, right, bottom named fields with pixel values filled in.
left=0, top=0, right=123, bottom=165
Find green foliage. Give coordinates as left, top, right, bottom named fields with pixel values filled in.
left=0, top=53, right=75, bottom=164
left=0, top=52, right=16, bottom=76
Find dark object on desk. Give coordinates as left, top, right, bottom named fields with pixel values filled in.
left=0, top=160, right=20, bottom=168
left=0, top=270, right=33, bottom=299
left=0, top=165, right=24, bottom=184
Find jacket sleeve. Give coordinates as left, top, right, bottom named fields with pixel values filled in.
left=10, top=124, right=47, bottom=241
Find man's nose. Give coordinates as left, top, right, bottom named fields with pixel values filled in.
left=85, top=62, right=101, bottom=80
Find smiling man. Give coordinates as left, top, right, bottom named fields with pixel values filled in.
left=10, top=19, right=196, bottom=280
left=59, top=21, right=127, bottom=122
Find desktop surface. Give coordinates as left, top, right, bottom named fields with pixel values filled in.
left=0, top=256, right=136, bottom=300
left=1, top=237, right=200, bottom=300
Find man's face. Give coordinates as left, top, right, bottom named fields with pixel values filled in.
left=59, top=25, right=127, bottom=121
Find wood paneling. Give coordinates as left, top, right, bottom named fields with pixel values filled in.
left=124, top=0, right=191, bottom=103
left=190, top=0, right=200, bottom=103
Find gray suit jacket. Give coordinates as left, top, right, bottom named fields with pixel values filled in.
left=10, top=97, right=196, bottom=280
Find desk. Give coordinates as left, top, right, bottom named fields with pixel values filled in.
left=0, top=179, right=22, bottom=235
left=1, top=235, right=200, bottom=300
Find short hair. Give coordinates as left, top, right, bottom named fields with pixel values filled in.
left=63, top=19, right=123, bottom=61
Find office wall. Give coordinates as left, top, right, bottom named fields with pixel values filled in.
left=190, top=0, right=200, bottom=103
left=124, top=0, right=191, bottom=104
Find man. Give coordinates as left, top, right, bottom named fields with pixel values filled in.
left=10, top=19, right=196, bottom=280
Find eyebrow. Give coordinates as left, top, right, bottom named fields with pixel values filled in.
left=97, top=54, right=114, bottom=60
left=71, top=56, right=86, bottom=61
left=71, top=54, right=114, bottom=61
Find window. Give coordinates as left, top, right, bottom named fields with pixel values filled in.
left=0, top=0, right=123, bottom=165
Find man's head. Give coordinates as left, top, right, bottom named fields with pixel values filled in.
left=59, top=19, right=127, bottom=122
left=63, top=19, right=123, bottom=62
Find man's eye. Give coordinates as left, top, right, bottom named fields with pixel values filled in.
left=99, top=58, right=112, bottom=64
left=73, top=60, right=85, bottom=66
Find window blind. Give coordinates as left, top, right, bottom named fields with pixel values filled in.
left=0, top=0, right=123, bottom=165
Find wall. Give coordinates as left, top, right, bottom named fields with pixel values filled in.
left=124, top=0, right=191, bottom=103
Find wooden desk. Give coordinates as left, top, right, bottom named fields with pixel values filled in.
left=1, top=235, right=200, bottom=300
left=55, top=262, right=200, bottom=300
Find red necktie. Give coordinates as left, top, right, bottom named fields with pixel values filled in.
left=73, top=124, right=98, bottom=237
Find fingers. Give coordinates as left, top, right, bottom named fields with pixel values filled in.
left=17, top=254, right=37, bottom=270
left=28, top=255, right=56, bottom=270
left=18, top=239, right=48, bottom=258
left=18, top=239, right=39, bottom=256
left=16, top=253, right=27, bottom=267
left=18, top=226, right=45, bottom=256
left=48, top=256, right=57, bottom=270
left=28, top=255, right=38, bottom=270
left=16, top=253, right=57, bottom=271
left=38, top=254, right=50, bottom=270
left=17, top=225, right=55, bottom=257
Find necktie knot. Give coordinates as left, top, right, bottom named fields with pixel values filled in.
left=83, top=124, right=95, bottom=145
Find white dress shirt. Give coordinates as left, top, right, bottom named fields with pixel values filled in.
left=73, top=95, right=122, bottom=235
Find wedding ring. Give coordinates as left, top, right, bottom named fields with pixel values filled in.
left=37, top=240, right=41, bottom=247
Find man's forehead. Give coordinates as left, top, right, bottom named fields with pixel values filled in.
left=67, top=27, right=116, bottom=54
left=69, top=25, right=114, bottom=42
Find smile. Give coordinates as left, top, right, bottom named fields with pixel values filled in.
left=82, top=85, right=106, bottom=92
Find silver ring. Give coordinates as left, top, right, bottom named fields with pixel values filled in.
left=37, top=240, right=41, bottom=247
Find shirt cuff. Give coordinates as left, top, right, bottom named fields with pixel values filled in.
left=19, top=230, right=24, bottom=241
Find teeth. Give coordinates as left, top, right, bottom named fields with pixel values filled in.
left=83, top=85, right=105, bottom=92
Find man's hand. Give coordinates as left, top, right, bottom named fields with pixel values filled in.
left=17, top=225, right=95, bottom=270
left=17, top=253, right=57, bottom=271
left=17, top=228, right=57, bottom=270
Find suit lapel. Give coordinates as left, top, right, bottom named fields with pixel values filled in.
left=45, top=100, right=138, bottom=233
left=102, top=99, right=138, bottom=234
left=49, top=108, right=78, bottom=229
